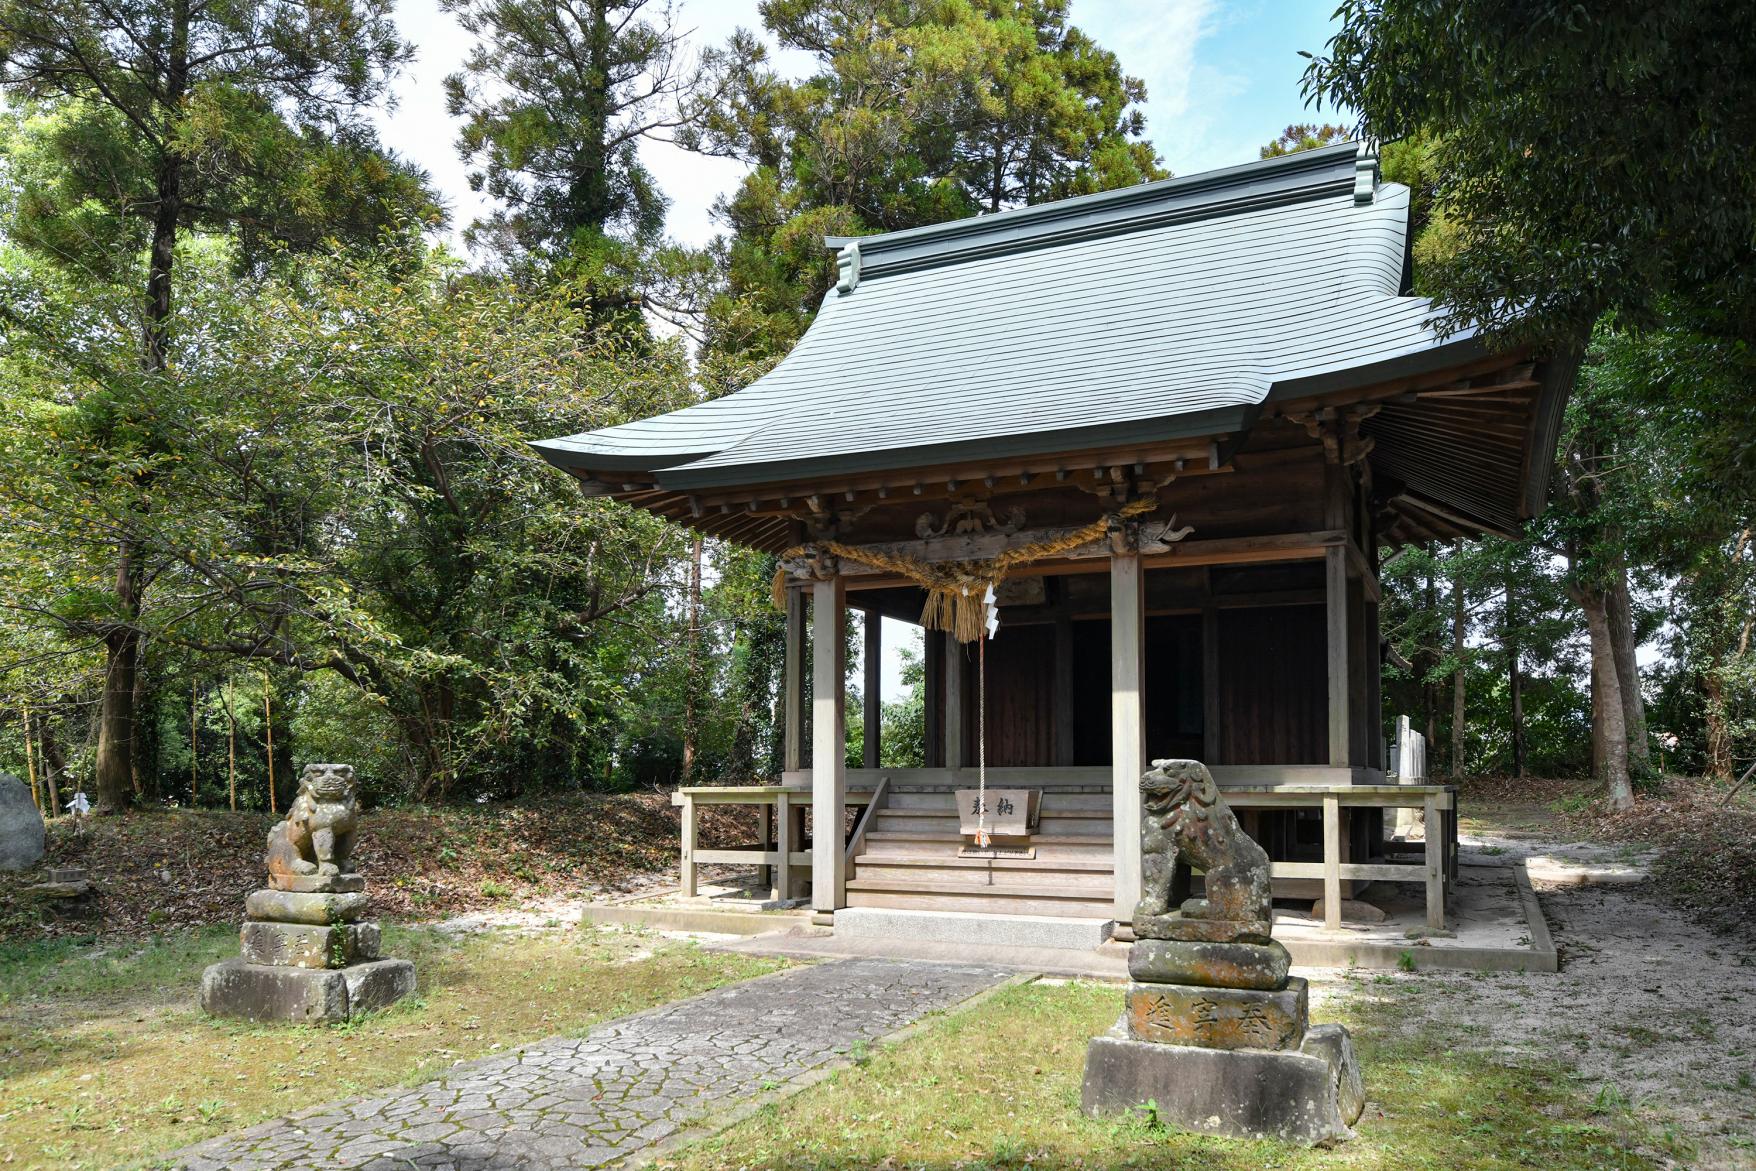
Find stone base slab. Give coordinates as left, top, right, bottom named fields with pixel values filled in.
left=244, top=889, right=367, bottom=925
left=1129, top=938, right=1290, bottom=989
left=239, top=921, right=381, bottom=969
left=200, top=958, right=414, bottom=1024
left=268, top=872, right=365, bottom=893
left=1134, top=912, right=1271, bottom=943
left=1125, top=977, right=1307, bottom=1051
left=1082, top=1017, right=1364, bottom=1145
left=833, top=907, right=1114, bottom=951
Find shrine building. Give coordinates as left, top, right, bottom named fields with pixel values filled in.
left=535, top=142, right=1574, bottom=943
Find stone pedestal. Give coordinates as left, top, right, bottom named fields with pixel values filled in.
left=1082, top=1017, right=1365, bottom=1145
left=200, top=956, right=415, bottom=1025
left=203, top=889, right=412, bottom=1024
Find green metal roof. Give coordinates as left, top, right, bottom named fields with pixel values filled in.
left=535, top=143, right=1488, bottom=491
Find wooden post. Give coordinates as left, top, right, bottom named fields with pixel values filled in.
left=756, top=799, right=773, bottom=894
left=1322, top=793, right=1342, bottom=930
left=21, top=708, right=40, bottom=814
left=862, top=611, right=882, bottom=769
left=774, top=790, right=792, bottom=902
left=1053, top=607, right=1076, bottom=766
left=1110, top=552, right=1146, bottom=922
left=943, top=632, right=964, bottom=771
left=263, top=670, right=276, bottom=814
left=783, top=585, right=805, bottom=772
left=680, top=792, right=697, bottom=897
left=811, top=576, right=848, bottom=914
left=1201, top=597, right=1222, bottom=764
left=923, top=629, right=944, bottom=768
left=1424, top=792, right=1444, bottom=930
left=1325, top=545, right=1350, bottom=767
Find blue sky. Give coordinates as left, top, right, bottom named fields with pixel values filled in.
left=382, top=0, right=1346, bottom=251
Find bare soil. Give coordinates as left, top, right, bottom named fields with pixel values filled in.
left=0, top=789, right=759, bottom=940
left=1342, top=781, right=1756, bottom=1169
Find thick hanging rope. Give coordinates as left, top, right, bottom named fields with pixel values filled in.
left=772, top=496, right=1158, bottom=640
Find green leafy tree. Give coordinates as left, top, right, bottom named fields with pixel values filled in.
left=0, top=1, right=438, bottom=809
left=1302, top=1, right=1756, bottom=349
left=686, top=0, right=1164, bottom=362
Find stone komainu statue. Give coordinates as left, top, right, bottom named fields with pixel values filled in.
left=265, top=763, right=361, bottom=880
left=1134, top=758, right=1272, bottom=933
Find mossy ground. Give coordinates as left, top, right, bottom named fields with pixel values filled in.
left=0, top=923, right=784, bottom=1170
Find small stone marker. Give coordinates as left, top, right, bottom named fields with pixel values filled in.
left=0, top=773, right=45, bottom=871
left=1081, top=759, right=1365, bottom=1145
left=201, top=764, right=414, bottom=1024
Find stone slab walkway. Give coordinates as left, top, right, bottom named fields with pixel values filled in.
left=171, top=957, right=1010, bottom=1171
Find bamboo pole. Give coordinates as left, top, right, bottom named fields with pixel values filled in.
left=21, top=707, right=40, bottom=814
left=191, top=681, right=199, bottom=808
left=226, top=681, right=237, bottom=812
left=263, top=670, right=276, bottom=814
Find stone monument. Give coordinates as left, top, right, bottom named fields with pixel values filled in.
left=201, top=764, right=414, bottom=1024
left=1081, top=759, right=1365, bottom=1144
left=0, top=772, right=45, bottom=871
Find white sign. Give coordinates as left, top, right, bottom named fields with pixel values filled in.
left=956, top=788, right=1032, bottom=838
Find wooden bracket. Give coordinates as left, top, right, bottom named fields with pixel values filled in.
left=1287, top=404, right=1381, bottom=466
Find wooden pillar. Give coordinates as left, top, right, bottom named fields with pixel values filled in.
left=1201, top=567, right=1222, bottom=763
left=1053, top=609, right=1076, bottom=767
left=943, top=632, right=964, bottom=771
left=679, top=792, right=698, bottom=898
left=1424, top=792, right=1444, bottom=929
left=784, top=585, right=805, bottom=772
left=862, top=611, right=882, bottom=769
left=1325, top=544, right=1350, bottom=767
left=811, top=576, right=848, bottom=914
left=923, top=628, right=944, bottom=768
left=1322, top=793, right=1341, bottom=930
left=1111, top=552, right=1146, bottom=923
left=773, top=790, right=791, bottom=902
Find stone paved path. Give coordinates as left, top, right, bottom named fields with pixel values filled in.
left=172, top=957, right=1009, bottom=1171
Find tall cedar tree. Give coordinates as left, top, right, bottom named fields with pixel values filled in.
left=441, top=0, right=751, bottom=330
left=0, top=0, right=438, bottom=809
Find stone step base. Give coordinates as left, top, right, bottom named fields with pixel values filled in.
left=200, top=957, right=414, bottom=1024
left=833, top=906, right=1114, bottom=951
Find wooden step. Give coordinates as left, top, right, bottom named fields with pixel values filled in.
left=844, top=885, right=1115, bottom=919
left=862, top=830, right=1114, bottom=854
left=854, top=852, right=1114, bottom=872
left=886, top=791, right=1113, bottom=813
left=853, top=860, right=1114, bottom=886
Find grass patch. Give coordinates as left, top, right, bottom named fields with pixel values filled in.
left=0, top=923, right=784, bottom=1170
left=661, top=980, right=1657, bottom=1171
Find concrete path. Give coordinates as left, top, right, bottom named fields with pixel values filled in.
left=172, top=957, right=1010, bottom=1171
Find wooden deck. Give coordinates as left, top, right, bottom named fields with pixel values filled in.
left=675, top=778, right=1459, bottom=931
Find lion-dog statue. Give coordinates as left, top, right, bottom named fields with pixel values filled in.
left=1133, top=759, right=1272, bottom=939
left=265, top=763, right=360, bottom=882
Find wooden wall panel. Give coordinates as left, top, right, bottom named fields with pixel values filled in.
left=959, top=623, right=1059, bottom=766
left=1217, top=604, right=1327, bottom=765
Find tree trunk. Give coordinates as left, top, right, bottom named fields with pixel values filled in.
left=1578, top=584, right=1634, bottom=809
left=1605, top=561, right=1648, bottom=769
left=1704, top=667, right=1732, bottom=780
left=93, top=559, right=142, bottom=812
left=21, top=709, right=41, bottom=814
left=1450, top=543, right=1466, bottom=779
left=38, top=717, right=67, bottom=817
left=93, top=7, right=188, bottom=812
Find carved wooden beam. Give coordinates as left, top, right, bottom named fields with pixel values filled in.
left=1285, top=404, right=1381, bottom=466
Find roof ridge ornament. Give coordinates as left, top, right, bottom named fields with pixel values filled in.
left=835, top=239, right=862, bottom=294
left=1354, top=139, right=1380, bottom=205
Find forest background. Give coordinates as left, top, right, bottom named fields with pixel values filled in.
left=0, top=0, right=1750, bottom=819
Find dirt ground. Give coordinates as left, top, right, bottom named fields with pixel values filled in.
left=1337, top=793, right=1756, bottom=1169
